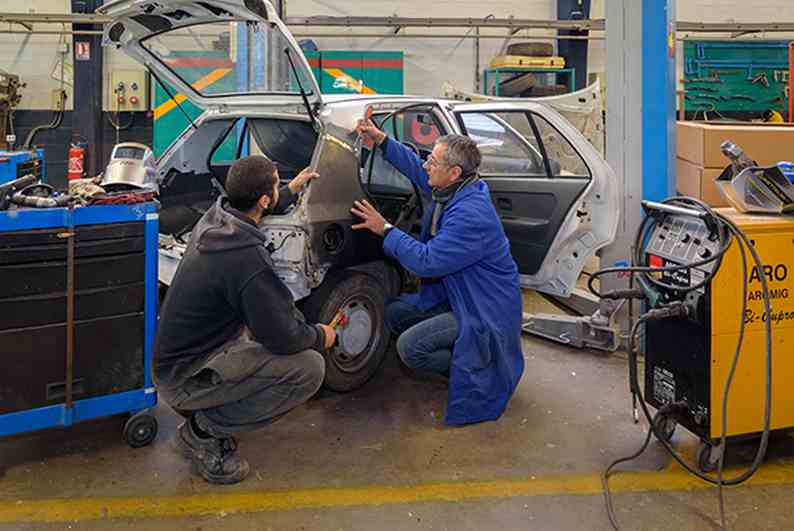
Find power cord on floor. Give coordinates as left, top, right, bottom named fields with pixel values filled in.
left=597, top=197, right=773, bottom=531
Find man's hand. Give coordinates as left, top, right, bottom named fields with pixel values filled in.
left=317, top=324, right=337, bottom=350
left=355, top=118, right=387, bottom=147
left=351, top=199, right=387, bottom=236
left=288, top=167, right=320, bottom=194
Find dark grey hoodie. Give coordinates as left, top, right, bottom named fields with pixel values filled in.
left=154, top=195, right=326, bottom=390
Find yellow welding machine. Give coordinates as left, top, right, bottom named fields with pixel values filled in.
left=645, top=208, right=794, bottom=454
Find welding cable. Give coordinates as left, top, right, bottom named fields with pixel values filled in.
left=600, top=202, right=773, bottom=531
left=634, top=197, right=731, bottom=294
left=587, top=204, right=732, bottom=298
left=587, top=196, right=734, bottom=297
left=10, top=192, right=72, bottom=208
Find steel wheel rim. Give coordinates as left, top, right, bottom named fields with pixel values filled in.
left=329, top=295, right=381, bottom=374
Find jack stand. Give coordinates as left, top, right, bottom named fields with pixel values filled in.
left=522, top=298, right=621, bottom=352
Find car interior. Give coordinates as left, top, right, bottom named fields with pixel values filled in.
left=360, top=108, right=445, bottom=237
left=158, top=117, right=319, bottom=237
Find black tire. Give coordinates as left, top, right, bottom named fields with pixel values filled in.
left=653, top=414, right=677, bottom=443
left=124, top=414, right=158, bottom=448
left=507, top=42, right=554, bottom=57
left=697, top=444, right=718, bottom=473
left=383, top=261, right=403, bottom=298
left=499, top=73, right=536, bottom=97
left=303, top=271, right=389, bottom=392
left=530, top=84, right=569, bottom=97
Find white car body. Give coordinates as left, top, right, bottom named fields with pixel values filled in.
left=100, top=0, right=619, bottom=301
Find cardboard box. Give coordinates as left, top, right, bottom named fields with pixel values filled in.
left=677, top=121, right=794, bottom=168
left=676, top=158, right=729, bottom=208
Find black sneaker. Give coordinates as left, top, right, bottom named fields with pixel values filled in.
left=172, top=420, right=238, bottom=459
left=191, top=442, right=250, bottom=485
left=172, top=421, right=249, bottom=485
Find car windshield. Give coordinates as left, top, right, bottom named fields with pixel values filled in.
left=141, top=20, right=314, bottom=98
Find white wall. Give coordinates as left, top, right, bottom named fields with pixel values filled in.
left=3, top=0, right=794, bottom=110
left=0, top=0, right=74, bottom=110
left=287, top=0, right=556, bottom=96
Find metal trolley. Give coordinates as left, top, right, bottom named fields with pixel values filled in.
left=0, top=203, right=159, bottom=447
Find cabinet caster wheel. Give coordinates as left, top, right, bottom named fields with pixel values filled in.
left=697, top=443, right=720, bottom=473
left=653, top=414, right=677, bottom=443
left=124, top=414, right=158, bottom=448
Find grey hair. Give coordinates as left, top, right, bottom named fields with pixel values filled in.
left=436, top=134, right=482, bottom=176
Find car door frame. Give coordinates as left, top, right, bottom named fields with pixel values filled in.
left=446, top=101, right=619, bottom=297
left=343, top=99, right=455, bottom=230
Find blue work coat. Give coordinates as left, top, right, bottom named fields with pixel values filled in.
left=380, top=138, right=525, bottom=425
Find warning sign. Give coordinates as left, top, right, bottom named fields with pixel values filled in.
left=75, top=42, right=91, bottom=61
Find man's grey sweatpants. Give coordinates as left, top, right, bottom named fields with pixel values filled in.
left=160, top=335, right=326, bottom=437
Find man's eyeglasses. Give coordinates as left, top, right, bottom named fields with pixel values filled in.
left=425, top=155, right=469, bottom=175
left=425, top=155, right=447, bottom=168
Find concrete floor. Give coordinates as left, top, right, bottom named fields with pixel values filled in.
left=1, top=294, right=793, bottom=530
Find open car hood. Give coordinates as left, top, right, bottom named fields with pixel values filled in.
left=99, top=0, right=323, bottom=113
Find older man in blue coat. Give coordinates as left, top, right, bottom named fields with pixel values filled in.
left=351, top=120, right=524, bottom=426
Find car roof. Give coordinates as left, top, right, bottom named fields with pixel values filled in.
left=322, top=94, right=455, bottom=105
left=321, top=93, right=546, bottom=111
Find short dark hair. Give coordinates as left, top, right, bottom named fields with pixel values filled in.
left=225, top=156, right=278, bottom=212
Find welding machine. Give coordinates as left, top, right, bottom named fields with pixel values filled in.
left=0, top=148, right=45, bottom=184
left=639, top=205, right=789, bottom=472
left=599, top=197, right=780, bottom=530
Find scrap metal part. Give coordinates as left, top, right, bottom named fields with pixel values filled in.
left=442, top=80, right=605, bottom=156
left=522, top=297, right=621, bottom=352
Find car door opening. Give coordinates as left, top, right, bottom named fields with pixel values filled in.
left=158, top=116, right=318, bottom=236
left=457, top=110, right=592, bottom=276
left=361, top=107, right=447, bottom=235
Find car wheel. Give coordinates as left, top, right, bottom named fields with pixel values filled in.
left=158, top=282, right=169, bottom=308
left=302, top=271, right=389, bottom=392
left=507, top=42, right=554, bottom=57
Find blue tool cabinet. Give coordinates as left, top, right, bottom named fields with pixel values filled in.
left=0, top=203, right=159, bottom=447
left=0, top=149, right=46, bottom=185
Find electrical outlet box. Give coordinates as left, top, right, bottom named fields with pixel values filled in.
left=109, top=70, right=150, bottom=112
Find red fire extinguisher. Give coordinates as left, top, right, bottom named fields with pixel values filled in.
left=68, top=142, right=86, bottom=181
